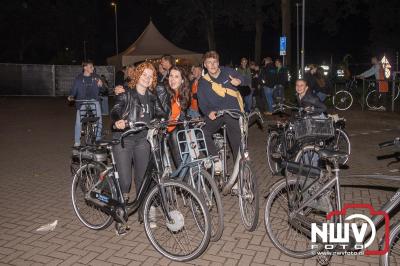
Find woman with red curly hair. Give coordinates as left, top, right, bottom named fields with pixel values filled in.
left=110, top=62, right=165, bottom=224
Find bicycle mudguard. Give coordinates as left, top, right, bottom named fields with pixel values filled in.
left=281, top=161, right=321, bottom=178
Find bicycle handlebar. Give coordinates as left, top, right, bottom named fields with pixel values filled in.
left=215, top=109, right=243, bottom=119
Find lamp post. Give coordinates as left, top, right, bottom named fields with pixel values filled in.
left=296, top=3, right=301, bottom=78
left=301, top=0, right=305, bottom=77
left=111, top=2, right=119, bottom=55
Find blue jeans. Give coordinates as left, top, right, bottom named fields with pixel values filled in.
left=263, top=86, right=274, bottom=112
left=316, top=92, right=327, bottom=102
left=244, top=90, right=254, bottom=113
left=74, top=100, right=102, bottom=145
left=187, top=108, right=201, bottom=118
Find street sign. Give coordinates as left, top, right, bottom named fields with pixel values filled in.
left=280, top=37, right=287, bottom=56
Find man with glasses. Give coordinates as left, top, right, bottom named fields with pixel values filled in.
left=68, top=60, right=104, bottom=146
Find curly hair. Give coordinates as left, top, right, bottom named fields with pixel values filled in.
left=127, top=62, right=157, bottom=90
left=165, top=66, right=191, bottom=111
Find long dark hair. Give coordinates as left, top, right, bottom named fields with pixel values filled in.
left=165, top=66, right=191, bottom=111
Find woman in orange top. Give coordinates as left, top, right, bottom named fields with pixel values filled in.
left=165, top=66, right=191, bottom=166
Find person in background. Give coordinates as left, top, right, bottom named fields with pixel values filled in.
left=249, top=61, right=265, bottom=113
left=115, top=66, right=126, bottom=86
left=156, top=54, right=175, bottom=113
left=99, top=74, right=110, bottom=116
left=188, top=65, right=202, bottom=118
left=273, top=59, right=288, bottom=104
left=237, top=57, right=253, bottom=112
left=295, top=79, right=327, bottom=115
left=259, top=57, right=276, bottom=115
left=125, top=65, right=135, bottom=83
left=356, top=56, right=389, bottom=110
left=68, top=60, right=104, bottom=146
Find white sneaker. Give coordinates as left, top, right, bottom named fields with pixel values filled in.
left=149, top=206, right=157, bottom=229
left=214, top=160, right=222, bottom=174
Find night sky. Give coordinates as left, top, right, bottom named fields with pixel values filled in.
left=1, top=0, right=400, bottom=69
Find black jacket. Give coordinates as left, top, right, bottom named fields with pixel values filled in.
left=155, top=83, right=171, bottom=115
left=296, top=89, right=327, bottom=114
left=110, top=88, right=166, bottom=131
left=274, top=67, right=288, bottom=88
left=259, top=63, right=276, bottom=88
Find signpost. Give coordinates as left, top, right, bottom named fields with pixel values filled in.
left=280, top=36, right=287, bottom=66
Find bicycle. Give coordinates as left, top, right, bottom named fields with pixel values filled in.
left=162, top=119, right=224, bottom=242
left=75, top=99, right=100, bottom=146
left=264, top=138, right=400, bottom=265
left=212, top=109, right=262, bottom=231
left=71, top=120, right=211, bottom=261
left=266, top=103, right=350, bottom=174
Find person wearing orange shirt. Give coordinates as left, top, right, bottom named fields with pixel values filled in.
left=188, top=65, right=202, bottom=118
left=165, top=66, right=191, bottom=167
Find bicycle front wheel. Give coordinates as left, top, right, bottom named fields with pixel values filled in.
left=143, top=181, right=211, bottom=262
left=380, top=221, right=400, bottom=266
left=265, top=178, right=333, bottom=259
left=190, top=168, right=224, bottom=242
left=238, top=160, right=259, bottom=231
left=71, top=163, right=114, bottom=230
left=266, top=130, right=282, bottom=175
left=333, top=90, right=353, bottom=111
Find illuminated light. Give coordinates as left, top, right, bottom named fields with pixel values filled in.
left=337, top=69, right=345, bottom=77
left=381, top=56, right=391, bottom=79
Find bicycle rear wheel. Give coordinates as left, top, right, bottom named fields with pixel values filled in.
left=381, top=222, right=400, bottom=266
left=333, top=90, right=353, bottom=111
left=326, top=128, right=351, bottom=165
left=366, top=90, right=385, bottom=109
left=265, top=178, right=333, bottom=258
left=71, top=163, right=114, bottom=230
left=238, top=160, right=259, bottom=231
left=189, top=168, right=224, bottom=242
left=143, top=180, right=211, bottom=262
left=266, top=130, right=282, bottom=174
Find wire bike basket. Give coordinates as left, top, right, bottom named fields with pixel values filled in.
left=293, top=117, right=335, bottom=140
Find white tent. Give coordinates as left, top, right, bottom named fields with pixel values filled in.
left=107, top=21, right=203, bottom=69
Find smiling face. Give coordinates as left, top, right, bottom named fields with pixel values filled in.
left=168, top=69, right=183, bottom=91
left=137, top=68, right=154, bottom=89
left=204, top=57, right=220, bottom=76
left=240, top=58, right=248, bottom=68
left=296, top=80, right=308, bottom=95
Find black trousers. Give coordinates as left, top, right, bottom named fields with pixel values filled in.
left=203, top=115, right=241, bottom=159
left=254, top=87, right=267, bottom=112
left=113, top=136, right=150, bottom=194
left=167, top=129, right=182, bottom=168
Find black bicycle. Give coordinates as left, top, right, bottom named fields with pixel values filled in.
left=71, top=120, right=211, bottom=261
left=75, top=99, right=100, bottom=146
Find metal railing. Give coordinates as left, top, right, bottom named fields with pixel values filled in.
left=0, top=63, right=115, bottom=96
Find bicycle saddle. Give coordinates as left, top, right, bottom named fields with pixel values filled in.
left=95, top=139, right=120, bottom=146
left=318, top=149, right=348, bottom=161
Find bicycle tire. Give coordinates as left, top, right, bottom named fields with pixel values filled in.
left=264, top=178, right=333, bottom=259
left=294, top=145, right=321, bottom=168
left=266, top=130, right=282, bottom=174
left=333, top=90, right=353, bottom=111
left=238, top=160, right=259, bottom=231
left=143, top=180, right=211, bottom=262
left=366, top=90, right=384, bottom=109
left=71, top=163, right=114, bottom=230
left=380, top=221, right=400, bottom=266
left=190, top=168, right=224, bottom=242
left=328, top=128, right=351, bottom=165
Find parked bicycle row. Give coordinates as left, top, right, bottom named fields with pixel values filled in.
left=67, top=52, right=400, bottom=264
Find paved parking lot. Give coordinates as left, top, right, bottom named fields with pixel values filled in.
left=1, top=97, right=400, bottom=266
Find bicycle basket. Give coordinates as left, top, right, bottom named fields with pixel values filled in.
left=176, top=128, right=208, bottom=160
left=294, top=117, right=334, bottom=140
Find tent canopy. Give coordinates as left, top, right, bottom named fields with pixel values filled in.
left=107, top=21, right=203, bottom=69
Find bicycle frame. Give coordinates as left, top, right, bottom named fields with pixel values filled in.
left=288, top=160, right=400, bottom=249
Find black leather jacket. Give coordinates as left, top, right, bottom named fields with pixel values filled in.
left=296, top=89, right=327, bottom=114
left=155, top=83, right=171, bottom=115
left=110, top=88, right=166, bottom=131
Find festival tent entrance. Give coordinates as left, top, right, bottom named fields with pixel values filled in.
left=107, top=21, right=203, bottom=69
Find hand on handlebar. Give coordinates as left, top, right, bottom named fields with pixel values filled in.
left=67, top=96, right=75, bottom=102
left=114, top=119, right=127, bottom=130
left=208, top=111, right=218, bottom=120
